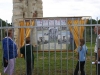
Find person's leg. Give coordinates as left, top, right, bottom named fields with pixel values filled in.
left=98, top=64, right=100, bottom=75
left=96, top=64, right=100, bottom=75
left=74, top=61, right=79, bottom=75
left=5, top=58, right=15, bottom=75
left=95, top=53, right=97, bottom=75
left=80, top=61, right=85, bottom=75
left=27, top=61, right=32, bottom=75
left=30, top=60, right=33, bottom=75
left=33, top=55, right=34, bottom=69
left=95, top=53, right=97, bottom=60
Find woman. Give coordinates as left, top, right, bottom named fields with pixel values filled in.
left=2, top=29, right=17, bottom=75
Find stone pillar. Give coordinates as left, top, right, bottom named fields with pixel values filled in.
left=12, top=0, right=23, bottom=45
left=26, top=0, right=43, bottom=45
left=36, top=0, right=43, bottom=17
left=13, top=0, right=43, bottom=46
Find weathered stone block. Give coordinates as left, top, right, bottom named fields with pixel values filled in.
left=13, top=0, right=24, bottom=3
left=13, top=3, right=23, bottom=7
left=13, top=0, right=43, bottom=48
left=36, top=4, right=42, bottom=8
left=13, top=10, right=23, bottom=16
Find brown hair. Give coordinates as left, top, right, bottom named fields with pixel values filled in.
left=26, top=37, right=30, bottom=44
left=80, top=39, right=85, bottom=45
left=5, top=29, right=12, bottom=36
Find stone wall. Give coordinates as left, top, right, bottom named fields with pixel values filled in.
left=12, top=0, right=43, bottom=46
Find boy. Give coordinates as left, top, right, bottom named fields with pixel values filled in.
left=20, top=37, right=34, bottom=75
left=74, top=39, right=87, bottom=75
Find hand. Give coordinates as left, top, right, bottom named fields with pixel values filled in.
left=95, top=60, right=98, bottom=64
left=34, top=45, right=38, bottom=47
left=34, top=45, right=37, bottom=47
left=5, top=60, right=8, bottom=63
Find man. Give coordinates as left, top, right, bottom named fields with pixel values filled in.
left=2, top=29, right=17, bottom=75
left=94, top=26, right=100, bottom=75
left=94, top=26, right=100, bottom=60
left=20, top=37, right=34, bottom=75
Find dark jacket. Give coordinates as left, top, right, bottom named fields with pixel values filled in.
left=20, top=44, right=34, bottom=62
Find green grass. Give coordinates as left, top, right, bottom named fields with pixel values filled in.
left=0, top=42, right=97, bottom=75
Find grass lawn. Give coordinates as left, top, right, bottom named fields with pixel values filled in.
left=0, top=42, right=97, bottom=75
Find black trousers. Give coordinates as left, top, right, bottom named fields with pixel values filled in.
left=95, top=53, right=97, bottom=60
left=96, top=64, right=100, bottom=75
left=74, top=61, right=85, bottom=75
left=26, top=59, right=34, bottom=75
left=3, top=57, right=8, bottom=67
left=95, top=53, right=100, bottom=75
left=26, top=61, right=32, bottom=75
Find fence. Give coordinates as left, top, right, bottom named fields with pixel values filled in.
left=0, top=17, right=100, bottom=75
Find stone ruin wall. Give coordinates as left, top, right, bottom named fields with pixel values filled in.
left=12, top=0, right=43, bottom=46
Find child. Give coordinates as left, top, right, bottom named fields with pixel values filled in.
left=20, top=37, right=34, bottom=75
left=74, top=39, right=87, bottom=75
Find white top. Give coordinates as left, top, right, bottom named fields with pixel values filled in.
left=25, top=44, right=30, bottom=46
left=94, top=34, right=100, bottom=53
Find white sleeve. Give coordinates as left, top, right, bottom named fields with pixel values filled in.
left=94, top=38, right=97, bottom=53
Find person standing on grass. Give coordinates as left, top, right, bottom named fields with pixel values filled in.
left=20, top=37, right=34, bottom=75
left=95, top=47, right=100, bottom=75
left=74, top=39, right=87, bottom=75
left=94, top=26, right=100, bottom=75
left=94, top=26, right=100, bottom=60
left=2, top=29, right=17, bottom=75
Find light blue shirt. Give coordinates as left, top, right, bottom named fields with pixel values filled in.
left=78, top=45, right=87, bottom=61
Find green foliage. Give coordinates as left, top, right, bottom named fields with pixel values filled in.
left=0, top=19, right=12, bottom=39
left=87, top=19, right=100, bottom=25
left=87, top=19, right=97, bottom=24
left=0, top=19, right=11, bottom=26
left=85, top=19, right=98, bottom=42
left=98, top=20, right=100, bottom=24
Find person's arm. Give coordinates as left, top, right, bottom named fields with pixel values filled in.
left=97, top=36, right=100, bottom=59
left=2, top=39, right=8, bottom=60
left=86, top=46, right=88, bottom=54
left=95, top=36, right=100, bottom=63
left=20, top=46, right=24, bottom=54
left=95, top=49, right=100, bottom=64
left=98, top=48, right=100, bottom=58
left=20, top=46, right=25, bottom=58
left=77, top=47, right=80, bottom=59
left=77, top=53, right=79, bottom=59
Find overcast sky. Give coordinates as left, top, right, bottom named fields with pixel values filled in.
left=0, top=0, right=100, bottom=23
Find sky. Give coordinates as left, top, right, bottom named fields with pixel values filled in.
left=0, top=0, right=100, bottom=23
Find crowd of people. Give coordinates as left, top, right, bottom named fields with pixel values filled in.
left=2, top=29, right=35, bottom=75
left=2, top=26, right=100, bottom=75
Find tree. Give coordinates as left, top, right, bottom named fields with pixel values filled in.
left=0, top=19, right=11, bottom=26
left=87, top=19, right=97, bottom=24
left=98, top=20, right=100, bottom=24
left=0, top=19, right=12, bottom=40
